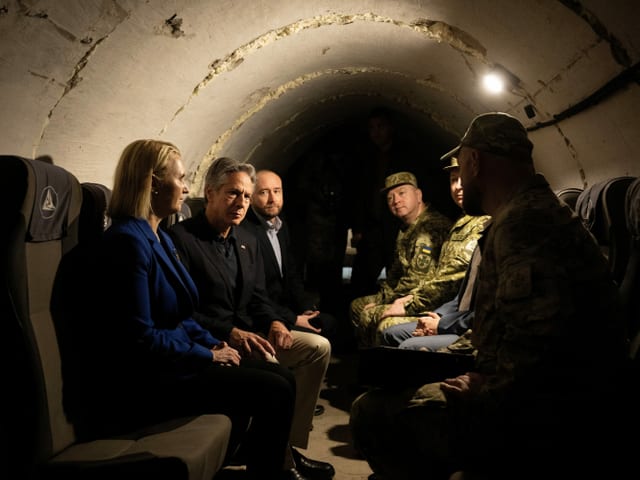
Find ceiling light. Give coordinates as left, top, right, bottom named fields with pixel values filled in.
left=483, top=72, right=505, bottom=94
left=482, top=65, right=522, bottom=95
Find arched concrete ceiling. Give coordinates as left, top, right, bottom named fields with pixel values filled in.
left=1, top=0, right=639, bottom=195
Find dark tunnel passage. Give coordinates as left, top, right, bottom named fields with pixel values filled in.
left=276, top=106, right=460, bottom=328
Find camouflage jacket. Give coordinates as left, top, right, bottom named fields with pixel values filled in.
left=404, top=214, right=490, bottom=315
left=472, top=174, right=624, bottom=407
left=379, top=203, right=452, bottom=303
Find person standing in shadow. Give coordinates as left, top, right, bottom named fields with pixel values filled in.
left=349, top=107, right=427, bottom=299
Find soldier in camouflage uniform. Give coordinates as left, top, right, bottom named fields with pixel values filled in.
left=373, top=157, right=490, bottom=348
left=350, top=112, right=628, bottom=479
left=350, top=171, right=452, bottom=348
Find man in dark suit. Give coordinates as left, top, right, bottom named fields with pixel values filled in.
left=243, top=170, right=338, bottom=345
left=169, top=158, right=334, bottom=480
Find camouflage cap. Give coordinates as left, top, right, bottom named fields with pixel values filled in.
left=440, top=112, right=533, bottom=161
left=443, top=156, right=459, bottom=171
left=381, top=171, right=418, bottom=194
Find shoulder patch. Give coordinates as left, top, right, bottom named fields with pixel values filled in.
left=415, top=244, right=434, bottom=272
left=420, top=244, right=432, bottom=255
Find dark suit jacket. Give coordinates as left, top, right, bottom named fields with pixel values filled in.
left=169, top=211, right=288, bottom=340
left=242, top=207, right=313, bottom=326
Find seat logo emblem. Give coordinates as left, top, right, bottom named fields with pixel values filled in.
left=40, top=186, right=58, bottom=219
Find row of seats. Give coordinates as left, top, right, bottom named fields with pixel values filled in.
left=559, top=176, right=640, bottom=361
left=2, top=156, right=231, bottom=479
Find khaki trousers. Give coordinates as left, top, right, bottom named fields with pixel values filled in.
left=276, top=330, right=331, bottom=449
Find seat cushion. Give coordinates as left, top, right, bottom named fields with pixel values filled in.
left=46, top=414, right=231, bottom=480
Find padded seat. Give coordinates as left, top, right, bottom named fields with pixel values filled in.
left=555, top=186, right=583, bottom=211
left=46, top=415, right=229, bottom=480
left=160, top=198, right=192, bottom=230
left=185, top=196, right=206, bottom=217
left=575, top=176, right=636, bottom=284
left=623, top=178, right=640, bottom=360
left=1, top=156, right=231, bottom=479
left=79, top=182, right=112, bottom=241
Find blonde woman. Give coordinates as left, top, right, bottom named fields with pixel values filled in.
left=94, top=139, right=298, bottom=480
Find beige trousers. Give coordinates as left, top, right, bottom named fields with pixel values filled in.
left=275, top=330, right=331, bottom=449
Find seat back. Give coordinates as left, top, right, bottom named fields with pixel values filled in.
left=1, top=156, right=32, bottom=477
left=623, top=178, right=640, bottom=360
left=575, top=176, right=636, bottom=285
left=1, top=156, right=82, bottom=477
left=79, top=182, right=112, bottom=241
left=555, top=187, right=583, bottom=211
left=51, top=183, right=113, bottom=439
left=2, top=159, right=232, bottom=479
left=603, top=177, right=636, bottom=286
left=160, top=199, right=192, bottom=230
left=185, top=197, right=205, bottom=218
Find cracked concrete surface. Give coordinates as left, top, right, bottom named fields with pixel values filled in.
left=0, top=0, right=637, bottom=192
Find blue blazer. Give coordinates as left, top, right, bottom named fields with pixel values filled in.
left=99, top=217, right=219, bottom=379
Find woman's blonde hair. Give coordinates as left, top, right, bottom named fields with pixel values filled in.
left=108, top=139, right=181, bottom=219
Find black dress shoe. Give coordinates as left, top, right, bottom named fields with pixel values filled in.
left=291, top=447, right=335, bottom=479
left=248, top=468, right=308, bottom=480
left=282, top=468, right=309, bottom=480
left=314, top=404, right=325, bottom=416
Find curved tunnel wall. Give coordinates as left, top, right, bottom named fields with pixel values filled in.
left=1, top=0, right=639, bottom=195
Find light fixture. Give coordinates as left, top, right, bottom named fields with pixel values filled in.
left=482, top=65, right=521, bottom=95
left=483, top=72, right=505, bottom=94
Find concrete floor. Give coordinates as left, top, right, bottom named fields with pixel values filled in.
left=301, top=353, right=373, bottom=479
left=215, top=352, right=373, bottom=479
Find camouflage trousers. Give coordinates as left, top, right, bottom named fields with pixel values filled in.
left=349, top=383, right=455, bottom=480
left=350, top=381, right=620, bottom=479
left=350, top=294, right=418, bottom=347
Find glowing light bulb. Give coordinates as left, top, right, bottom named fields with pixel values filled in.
left=483, top=73, right=504, bottom=94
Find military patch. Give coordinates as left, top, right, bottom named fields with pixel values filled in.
left=415, top=244, right=433, bottom=271
left=420, top=244, right=432, bottom=255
